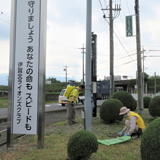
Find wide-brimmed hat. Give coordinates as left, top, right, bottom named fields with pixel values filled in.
left=119, top=106, right=130, bottom=115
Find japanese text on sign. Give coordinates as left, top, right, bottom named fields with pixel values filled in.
left=126, top=16, right=133, bottom=37
left=13, top=0, right=40, bottom=135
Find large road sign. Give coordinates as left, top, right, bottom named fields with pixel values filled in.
left=126, top=16, right=133, bottom=37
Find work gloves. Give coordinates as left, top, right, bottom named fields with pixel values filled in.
left=71, top=101, right=74, bottom=107
left=118, top=130, right=123, bottom=136
left=124, top=133, right=129, bottom=136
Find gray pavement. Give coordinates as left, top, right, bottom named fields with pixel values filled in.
left=0, top=100, right=104, bottom=123
left=0, top=100, right=104, bottom=130
left=0, top=108, right=7, bottom=122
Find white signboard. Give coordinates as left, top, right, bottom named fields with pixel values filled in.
left=132, top=94, right=138, bottom=101
left=12, top=0, right=41, bottom=134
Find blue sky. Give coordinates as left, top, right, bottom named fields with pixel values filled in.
left=0, top=0, right=160, bottom=84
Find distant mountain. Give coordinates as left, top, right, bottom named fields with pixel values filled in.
left=46, top=76, right=76, bottom=82
left=0, top=73, right=76, bottom=86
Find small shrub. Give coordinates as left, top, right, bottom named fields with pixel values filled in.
left=143, top=96, right=152, bottom=108
left=111, top=91, right=137, bottom=111
left=132, top=99, right=137, bottom=111
left=67, top=130, right=98, bottom=160
left=100, top=99, right=124, bottom=123
left=141, top=117, right=160, bottom=160
left=149, top=95, right=160, bottom=117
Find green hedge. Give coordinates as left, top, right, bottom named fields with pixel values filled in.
left=141, top=117, right=160, bottom=160
left=111, top=91, right=137, bottom=111
left=149, top=96, right=160, bottom=117
left=143, top=96, right=152, bottom=108
left=100, top=99, right=124, bottom=123
left=67, top=130, right=98, bottom=160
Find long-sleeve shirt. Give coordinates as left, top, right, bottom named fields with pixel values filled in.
left=122, top=112, right=138, bottom=135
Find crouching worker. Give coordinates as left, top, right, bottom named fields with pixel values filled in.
left=67, top=85, right=85, bottom=125
left=118, top=106, right=145, bottom=138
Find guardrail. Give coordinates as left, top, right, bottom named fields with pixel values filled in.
left=131, top=93, right=157, bottom=101
left=0, top=129, right=24, bottom=147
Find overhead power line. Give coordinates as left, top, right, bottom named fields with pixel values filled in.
left=0, top=12, right=10, bottom=24
left=98, top=0, right=136, bottom=64
left=0, top=11, right=80, bottom=51
left=0, top=18, right=10, bottom=24
left=149, top=50, right=160, bottom=51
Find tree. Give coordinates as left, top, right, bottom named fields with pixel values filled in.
left=129, top=79, right=136, bottom=88
left=46, top=77, right=60, bottom=83
left=144, top=72, right=149, bottom=83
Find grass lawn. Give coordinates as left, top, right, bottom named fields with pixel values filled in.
left=45, top=100, right=58, bottom=104
left=0, top=108, right=154, bottom=160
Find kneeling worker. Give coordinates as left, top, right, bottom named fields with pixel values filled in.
left=118, top=106, right=145, bottom=138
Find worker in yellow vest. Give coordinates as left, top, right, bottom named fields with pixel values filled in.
left=118, top=106, right=145, bottom=138
left=67, top=85, right=85, bottom=125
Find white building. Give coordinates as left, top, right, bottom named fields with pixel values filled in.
left=104, top=75, right=121, bottom=81
left=46, top=80, right=51, bottom=84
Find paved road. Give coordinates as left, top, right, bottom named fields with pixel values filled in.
left=0, top=100, right=105, bottom=131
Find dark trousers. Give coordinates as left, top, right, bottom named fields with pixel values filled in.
left=131, top=127, right=143, bottom=137
left=67, top=103, right=76, bottom=124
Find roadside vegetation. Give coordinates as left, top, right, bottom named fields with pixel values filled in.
left=0, top=96, right=8, bottom=108
left=0, top=78, right=81, bottom=108
left=0, top=96, right=58, bottom=108
left=0, top=108, right=154, bottom=160
left=129, top=72, right=160, bottom=92
left=45, top=100, right=58, bottom=104
left=0, top=73, right=160, bottom=96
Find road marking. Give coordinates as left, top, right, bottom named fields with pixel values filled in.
left=45, top=105, right=50, bottom=107
left=0, top=129, right=7, bottom=133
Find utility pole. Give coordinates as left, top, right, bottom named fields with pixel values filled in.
left=63, top=66, right=68, bottom=86
left=109, top=0, right=114, bottom=98
left=135, top=0, right=143, bottom=114
left=78, top=44, right=86, bottom=85
left=102, top=0, right=121, bottom=98
left=136, top=71, right=139, bottom=109
left=154, top=72, right=156, bottom=95
left=85, top=0, right=92, bottom=132
left=142, top=46, right=146, bottom=96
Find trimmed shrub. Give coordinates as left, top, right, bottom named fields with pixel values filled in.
left=111, top=91, right=137, bottom=111
left=149, top=95, right=160, bottom=117
left=100, top=99, right=124, bottom=123
left=132, top=99, right=137, bottom=111
left=141, top=117, right=160, bottom=160
left=143, top=96, right=152, bottom=108
left=67, top=130, right=98, bottom=160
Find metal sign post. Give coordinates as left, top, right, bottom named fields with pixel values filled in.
left=7, top=0, right=47, bottom=148
left=126, top=16, right=133, bottom=37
